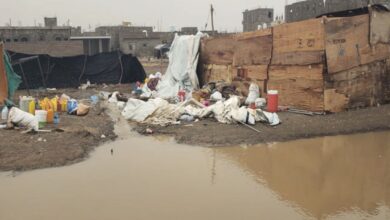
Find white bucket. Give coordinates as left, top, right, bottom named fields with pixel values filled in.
left=35, top=110, right=47, bottom=129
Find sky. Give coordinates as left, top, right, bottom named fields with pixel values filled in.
left=0, top=0, right=302, bottom=32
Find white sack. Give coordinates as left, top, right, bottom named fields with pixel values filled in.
left=245, top=83, right=260, bottom=105
left=7, top=107, right=38, bottom=131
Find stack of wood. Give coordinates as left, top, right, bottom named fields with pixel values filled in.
left=200, top=8, right=390, bottom=112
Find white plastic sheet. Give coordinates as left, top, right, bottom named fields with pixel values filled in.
left=156, top=33, right=204, bottom=99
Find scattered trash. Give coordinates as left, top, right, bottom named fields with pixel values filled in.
left=210, top=91, right=223, bottom=101
left=180, top=114, right=194, bottom=122
left=90, top=95, right=99, bottom=105
left=255, top=98, right=267, bottom=108
left=145, top=128, right=153, bottom=134
left=101, top=134, right=106, bottom=139
left=1, top=106, right=8, bottom=120
left=76, top=103, right=90, bottom=116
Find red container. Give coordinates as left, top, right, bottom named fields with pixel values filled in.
left=178, top=90, right=186, bottom=102
left=267, top=90, right=279, bottom=113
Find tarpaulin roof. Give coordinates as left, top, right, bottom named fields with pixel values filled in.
left=8, top=51, right=146, bottom=89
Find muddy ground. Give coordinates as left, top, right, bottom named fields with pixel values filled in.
left=0, top=85, right=133, bottom=172
left=2, top=80, right=390, bottom=171
left=134, top=104, right=390, bottom=147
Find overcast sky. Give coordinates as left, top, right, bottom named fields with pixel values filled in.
left=0, top=0, right=302, bottom=32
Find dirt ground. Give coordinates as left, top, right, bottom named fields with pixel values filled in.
left=2, top=81, right=390, bottom=171
left=134, top=104, right=390, bottom=147
left=0, top=85, right=133, bottom=172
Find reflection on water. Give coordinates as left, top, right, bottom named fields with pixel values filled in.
left=0, top=132, right=389, bottom=220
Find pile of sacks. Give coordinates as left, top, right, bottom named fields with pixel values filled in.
left=108, top=91, right=280, bottom=127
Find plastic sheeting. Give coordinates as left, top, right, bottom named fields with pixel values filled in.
left=8, top=51, right=146, bottom=89
left=156, top=33, right=203, bottom=99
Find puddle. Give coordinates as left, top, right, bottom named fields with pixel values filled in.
left=0, top=131, right=389, bottom=220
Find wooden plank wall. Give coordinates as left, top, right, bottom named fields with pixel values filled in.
left=269, top=18, right=326, bottom=111
left=200, top=10, right=390, bottom=112
left=323, top=11, right=390, bottom=112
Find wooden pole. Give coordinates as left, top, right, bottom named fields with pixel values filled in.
left=79, top=55, right=88, bottom=82
left=210, top=4, right=215, bottom=33
left=36, top=57, right=46, bottom=88
left=118, top=50, right=124, bottom=84
left=19, top=64, right=30, bottom=96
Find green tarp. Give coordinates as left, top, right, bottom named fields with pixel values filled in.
left=4, top=51, right=21, bottom=104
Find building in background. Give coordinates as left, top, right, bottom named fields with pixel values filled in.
left=285, top=0, right=390, bottom=23
left=70, top=36, right=111, bottom=56
left=242, top=8, right=274, bottom=32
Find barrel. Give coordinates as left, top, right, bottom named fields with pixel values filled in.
left=35, top=110, right=47, bottom=129
left=267, top=90, right=279, bottom=113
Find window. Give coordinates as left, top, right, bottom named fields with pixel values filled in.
left=5, top=39, right=11, bottom=42
left=39, top=36, right=45, bottom=41
left=268, top=11, right=272, bottom=19
left=20, top=37, right=28, bottom=42
left=13, top=39, right=19, bottom=42
left=129, top=44, right=133, bottom=50
left=143, top=43, right=147, bottom=47
left=55, top=37, right=62, bottom=41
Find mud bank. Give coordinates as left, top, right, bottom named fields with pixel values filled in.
left=134, top=104, right=390, bottom=146
left=0, top=87, right=130, bottom=172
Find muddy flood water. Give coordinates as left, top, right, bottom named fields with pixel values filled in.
left=0, top=131, right=389, bottom=220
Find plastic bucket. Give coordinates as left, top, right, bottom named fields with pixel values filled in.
left=267, top=90, right=279, bottom=113
left=35, top=110, right=47, bottom=129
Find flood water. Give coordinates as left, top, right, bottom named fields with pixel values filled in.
left=0, top=131, right=389, bottom=220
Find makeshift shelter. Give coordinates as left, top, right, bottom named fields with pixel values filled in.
left=8, top=51, right=146, bottom=89
left=0, top=43, right=21, bottom=105
left=199, top=5, right=390, bottom=112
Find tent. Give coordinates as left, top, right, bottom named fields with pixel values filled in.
left=8, top=51, right=146, bottom=89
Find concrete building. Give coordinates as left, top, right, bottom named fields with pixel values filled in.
left=70, top=36, right=111, bottom=56
left=95, top=26, right=154, bottom=51
left=285, top=0, right=325, bottom=23
left=181, top=27, right=198, bottom=35
left=285, top=0, right=390, bottom=23
left=242, top=8, right=274, bottom=32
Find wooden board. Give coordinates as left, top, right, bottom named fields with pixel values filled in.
left=233, top=28, right=272, bottom=40
left=269, top=65, right=324, bottom=81
left=267, top=79, right=324, bottom=112
left=202, top=64, right=233, bottom=83
left=0, top=44, right=8, bottom=105
left=324, top=61, right=387, bottom=109
left=324, top=14, right=388, bottom=73
left=370, top=9, right=390, bottom=45
left=273, top=18, right=325, bottom=54
left=324, top=89, right=349, bottom=113
left=233, top=34, right=272, bottom=66
left=271, top=51, right=325, bottom=65
left=233, top=65, right=268, bottom=81
left=268, top=65, right=324, bottom=112
left=201, top=36, right=236, bottom=65
left=360, top=43, right=390, bottom=65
